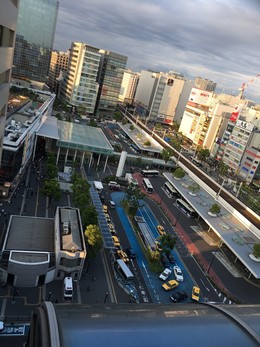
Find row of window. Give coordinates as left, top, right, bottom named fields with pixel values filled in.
left=0, top=25, right=14, bottom=47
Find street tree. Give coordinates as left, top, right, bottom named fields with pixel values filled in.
left=129, top=124, right=134, bottom=131
left=188, top=183, right=200, bottom=195
left=144, top=140, right=151, bottom=146
left=158, top=234, right=177, bottom=252
left=161, top=148, right=174, bottom=165
left=197, top=148, right=210, bottom=162
left=84, top=224, right=103, bottom=255
left=124, top=183, right=145, bottom=215
left=253, top=243, right=260, bottom=258
left=209, top=203, right=221, bottom=215
left=173, top=167, right=185, bottom=179
left=82, top=206, right=98, bottom=227
left=42, top=179, right=61, bottom=205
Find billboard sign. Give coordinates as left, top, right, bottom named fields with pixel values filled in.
left=188, top=88, right=212, bottom=106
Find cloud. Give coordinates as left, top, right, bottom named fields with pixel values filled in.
left=53, top=0, right=260, bottom=102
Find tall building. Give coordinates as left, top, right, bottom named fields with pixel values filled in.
left=0, top=0, right=19, bottom=171
left=119, top=69, right=139, bottom=104
left=95, top=50, right=127, bottom=117
left=48, top=50, right=69, bottom=93
left=194, top=76, right=217, bottom=92
left=134, top=70, right=185, bottom=124
left=60, top=43, right=127, bottom=117
left=12, top=0, right=59, bottom=83
left=60, top=42, right=102, bottom=115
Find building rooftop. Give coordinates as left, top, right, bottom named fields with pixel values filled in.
left=164, top=172, right=260, bottom=278
left=37, top=118, right=114, bottom=155
left=118, top=122, right=163, bottom=153
left=4, top=216, right=54, bottom=252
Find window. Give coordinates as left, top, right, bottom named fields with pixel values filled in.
left=0, top=26, right=14, bottom=47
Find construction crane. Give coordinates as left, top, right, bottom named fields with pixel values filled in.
left=238, top=74, right=260, bottom=99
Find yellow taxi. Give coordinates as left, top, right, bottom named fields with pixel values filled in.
left=162, top=280, right=179, bottom=291
left=112, top=236, right=120, bottom=248
left=157, top=225, right=166, bottom=235
left=191, top=286, right=200, bottom=301
left=103, top=205, right=108, bottom=213
left=117, top=250, right=129, bottom=263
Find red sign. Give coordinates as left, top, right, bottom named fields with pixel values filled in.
left=230, top=105, right=240, bottom=122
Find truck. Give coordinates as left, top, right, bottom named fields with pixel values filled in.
left=125, top=173, right=138, bottom=186
left=93, top=181, right=103, bottom=193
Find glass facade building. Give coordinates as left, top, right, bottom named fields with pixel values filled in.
left=12, top=0, right=59, bottom=83
left=95, top=50, right=127, bottom=116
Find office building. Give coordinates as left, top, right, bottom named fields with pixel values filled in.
left=60, top=42, right=102, bottom=115
left=48, top=50, right=69, bottom=93
left=0, top=1, right=19, bottom=172
left=12, top=0, right=59, bottom=83
left=118, top=69, right=139, bottom=104
left=95, top=50, right=127, bottom=117
left=61, top=43, right=127, bottom=117
left=194, top=76, right=217, bottom=92
left=134, top=70, right=185, bottom=124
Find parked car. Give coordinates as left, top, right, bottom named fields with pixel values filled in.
left=126, top=248, right=136, bottom=259
left=157, top=225, right=166, bottom=235
left=170, top=291, right=188, bottom=303
left=192, top=286, right=200, bottom=302
left=162, top=280, right=179, bottom=291
left=103, top=205, right=108, bottom=213
left=109, top=200, right=116, bottom=208
left=108, top=181, right=120, bottom=190
left=167, top=252, right=176, bottom=264
left=159, top=268, right=172, bottom=281
left=173, top=265, right=184, bottom=282
left=161, top=252, right=170, bottom=268
left=112, top=236, right=120, bottom=248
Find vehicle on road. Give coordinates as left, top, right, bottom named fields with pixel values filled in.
left=175, top=198, right=197, bottom=218
left=159, top=268, right=172, bottom=281
left=117, top=250, right=129, bottom=263
left=112, top=236, right=121, bottom=248
left=167, top=252, right=176, bottom=264
left=161, top=252, right=170, bottom=268
left=126, top=248, right=136, bottom=259
left=103, top=205, right=108, bottom=213
left=192, top=286, right=200, bottom=301
left=109, top=200, right=116, bottom=208
left=163, top=181, right=180, bottom=198
left=162, top=280, right=179, bottom=291
left=141, top=169, right=159, bottom=177
left=63, top=277, right=73, bottom=301
left=142, top=178, right=154, bottom=193
left=115, top=259, right=134, bottom=281
left=157, top=225, right=166, bottom=235
left=108, top=181, right=120, bottom=190
left=173, top=265, right=184, bottom=282
left=170, top=291, right=188, bottom=302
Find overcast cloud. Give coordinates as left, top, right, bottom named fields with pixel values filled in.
left=53, top=0, right=260, bottom=102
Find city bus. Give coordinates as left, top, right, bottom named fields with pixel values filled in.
left=115, top=259, right=134, bottom=281
left=163, top=181, right=180, bottom=198
left=175, top=198, right=197, bottom=218
left=142, top=178, right=154, bottom=193
left=141, top=169, right=159, bottom=177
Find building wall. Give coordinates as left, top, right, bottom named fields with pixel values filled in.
left=194, top=76, right=217, bottom=92
left=0, top=0, right=19, bottom=166
left=12, top=0, right=59, bottom=83
left=134, top=70, right=158, bottom=112
left=60, top=42, right=101, bottom=115
left=95, top=50, right=127, bottom=116
left=48, top=50, right=69, bottom=92
left=239, top=145, right=260, bottom=182
left=119, top=70, right=139, bottom=103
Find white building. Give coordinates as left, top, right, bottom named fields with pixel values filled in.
left=134, top=70, right=185, bottom=124
left=119, top=69, right=139, bottom=104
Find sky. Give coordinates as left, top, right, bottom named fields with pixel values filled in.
left=53, top=0, right=260, bottom=103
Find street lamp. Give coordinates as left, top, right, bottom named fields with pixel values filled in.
left=104, top=292, right=109, bottom=303
left=205, top=251, right=217, bottom=276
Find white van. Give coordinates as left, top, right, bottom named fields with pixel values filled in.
left=109, top=200, right=116, bottom=208
left=63, top=277, right=73, bottom=300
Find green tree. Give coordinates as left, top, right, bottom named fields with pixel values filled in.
left=173, top=167, right=185, bottom=179
left=84, top=224, right=103, bottom=255
left=124, top=183, right=145, bottom=215
left=197, top=148, right=210, bottom=162
left=89, top=118, right=97, bottom=127
left=129, top=124, right=134, bottom=131
left=209, top=203, right=221, bottom=215
left=218, top=160, right=229, bottom=176
left=42, top=179, right=61, bottom=205
left=114, top=111, right=123, bottom=122
left=253, top=243, right=260, bottom=258
left=82, top=206, right=98, bottom=227
left=161, top=148, right=174, bottom=164
left=188, top=183, right=200, bottom=195
left=158, top=234, right=177, bottom=252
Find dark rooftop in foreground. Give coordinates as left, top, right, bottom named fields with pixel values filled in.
left=4, top=215, right=54, bottom=252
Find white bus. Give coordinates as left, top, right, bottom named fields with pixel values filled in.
left=163, top=181, right=180, bottom=198
left=142, top=178, right=154, bottom=193
left=115, top=259, right=134, bottom=281
left=141, top=169, right=159, bottom=177
left=176, top=198, right=197, bottom=218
